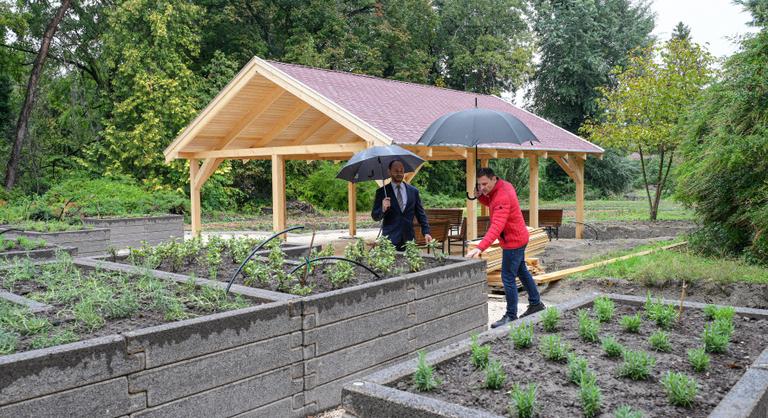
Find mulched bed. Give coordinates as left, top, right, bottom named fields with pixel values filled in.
left=121, top=249, right=456, bottom=294
left=393, top=302, right=768, bottom=417
left=1, top=263, right=257, bottom=354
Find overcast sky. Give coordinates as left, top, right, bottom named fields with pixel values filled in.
left=651, top=0, right=757, bottom=58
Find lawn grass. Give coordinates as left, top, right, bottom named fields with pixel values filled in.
left=574, top=249, right=768, bottom=285
left=530, top=197, right=694, bottom=222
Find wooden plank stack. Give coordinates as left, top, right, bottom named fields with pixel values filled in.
left=467, top=227, right=549, bottom=291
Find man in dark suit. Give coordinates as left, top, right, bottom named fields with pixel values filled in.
left=371, top=160, right=432, bottom=250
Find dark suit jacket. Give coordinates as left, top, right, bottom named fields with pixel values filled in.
left=371, top=182, right=430, bottom=246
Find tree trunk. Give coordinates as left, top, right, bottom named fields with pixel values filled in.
left=4, top=0, right=72, bottom=190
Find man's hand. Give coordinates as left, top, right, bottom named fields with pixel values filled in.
left=424, top=234, right=433, bottom=243
left=382, top=197, right=391, bottom=212
left=466, top=248, right=482, bottom=258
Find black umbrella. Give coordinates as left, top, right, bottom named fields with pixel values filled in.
left=336, top=145, right=424, bottom=197
left=417, top=99, right=539, bottom=199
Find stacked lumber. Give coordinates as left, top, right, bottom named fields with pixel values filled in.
left=467, top=227, right=549, bottom=291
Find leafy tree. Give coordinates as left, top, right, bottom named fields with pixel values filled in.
left=582, top=37, right=715, bottom=220
left=676, top=0, right=768, bottom=264
left=529, top=0, right=654, bottom=133
left=436, top=0, right=533, bottom=94
left=93, top=0, right=202, bottom=188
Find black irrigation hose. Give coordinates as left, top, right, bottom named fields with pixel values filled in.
left=287, top=256, right=381, bottom=280
left=0, top=228, right=21, bottom=236
left=570, top=221, right=599, bottom=241
left=225, top=225, right=305, bottom=294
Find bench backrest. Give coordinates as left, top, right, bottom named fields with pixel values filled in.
left=414, top=220, right=450, bottom=245
left=521, top=209, right=563, bottom=227
left=456, top=216, right=491, bottom=239
left=425, top=208, right=463, bottom=226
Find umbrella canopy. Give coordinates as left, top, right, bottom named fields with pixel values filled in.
left=417, top=107, right=539, bottom=147
left=336, top=145, right=424, bottom=184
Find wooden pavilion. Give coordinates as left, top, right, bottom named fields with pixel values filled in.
left=164, top=57, right=604, bottom=240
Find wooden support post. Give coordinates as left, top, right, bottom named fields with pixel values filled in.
left=575, top=158, right=585, bottom=239
left=189, top=159, right=201, bottom=237
left=480, top=159, right=489, bottom=217
left=529, top=156, right=539, bottom=227
left=271, top=154, right=286, bottom=237
left=348, top=182, right=357, bottom=237
left=466, top=149, right=477, bottom=240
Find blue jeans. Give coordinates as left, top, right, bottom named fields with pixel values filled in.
left=501, top=245, right=541, bottom=318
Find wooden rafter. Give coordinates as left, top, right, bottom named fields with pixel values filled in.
left=288, top=115, right=332, bottom=145
left=180, top=143, right=366, bottom=160
left=251, top=101, right=311, bottom=148
left=216, top=86, right=285, bottom=150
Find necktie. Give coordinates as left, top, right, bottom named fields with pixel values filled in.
left=396, top=185, right=405, bottom=211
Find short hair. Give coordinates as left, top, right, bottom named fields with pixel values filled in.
left=477, top=167, right=496, bottom=179
left=388, top=159, right=404, bottom=169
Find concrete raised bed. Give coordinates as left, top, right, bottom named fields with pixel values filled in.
left=76, top=252, right=489, bottom=416
left=0, top=245, right=77, bottom=261
left=0, top=259, right=305, bottom=418
left=342, top=293, right=768, bottom=418
left=83, top=214, right=184, bottom=249
left=5, top=228, right=109, bottom=257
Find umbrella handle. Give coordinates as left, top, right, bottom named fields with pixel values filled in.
left=466, top=192, right=478, bottom=200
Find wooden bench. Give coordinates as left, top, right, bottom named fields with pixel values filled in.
left=413, top=220, right=450, bottom=253
left=424, top=208, right=463, bottom=237
left=522, top=209, right=563, bottom=240
left=447, top=216, right=491, bottom=256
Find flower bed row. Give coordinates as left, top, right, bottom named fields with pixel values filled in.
left=1, top=235, right=488, bottom=417
left=343, top=293, right=768, bottom=418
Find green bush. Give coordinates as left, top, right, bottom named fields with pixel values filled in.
left=294, top=162, right=376, bottom=211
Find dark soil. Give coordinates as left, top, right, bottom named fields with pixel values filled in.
left=394, top=302, right=768, bottom=417
left=1, top=265, right=257, bottom=355
left=124, top=250, right=455, bottom=295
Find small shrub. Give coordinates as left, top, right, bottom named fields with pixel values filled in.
left=484, top=359, right=507, bottom=389
left=613, top=405, right=644, bottom=418
left=567, top=353, right=594, bottom=385
left=620, top=314, right=642, bottom=333
left=541, top=307, right=560, bottom=332
left=328, top=261, right=355, bottom=288
left=413, top=351, right=440, bottom=391
left=368, top=236, right=397, bottom=274
left=593, top=296, right=615, bottom=322
left=601, top=336, right=625, bottom=358
left=580, top=375, right=602, bottom=418
left=618, top=350, right=656, bottom=380
left=509, top=383, right=537, bottom=418
left=704, top=304, right=735, bottom=322
left=712, top=317, right=734, bottom=337
left=687, top=348, right=710, bottom=372
left=647, top=302, right=677, bottom=329
left=702, top=322, right=730, bottom=353
left=578, top=309, right=601, bottom=343
left=404, top=240, right=424, bottom=272
left=703, top=304, right=718, bottom=320
left=540, top=334, right=570, bottom=362
left=509, top=322, right=534, bottom=349
left=470, top=334, right=491, bottom=369
left=661, top=371, right=698, bottom=408
left=648, top=330, right=672, bottom=352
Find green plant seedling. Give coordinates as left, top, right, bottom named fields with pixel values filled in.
left=613, top=405, right=644, bottom=418
left=687, top=348, right=710, bottom=372
left=620, top=314, right=642, bottom=333
left=601, top=336, right=625, bottom=358
left=648, top=330, right=672, bottom=352
left=618, top=350, right=656, bottom=380
left=578, top=309, right=601, bottom=343
left=509, top=322, right=534, bottom=349
left=509, top=383, right=537, bottom=418
left=0, top=329, right=18, bottom=354
left=413, top=350, right=440, bottom=391
left=470, top=334, right=491, bottom=369
left=593, top=296, right=615, bottom=322
left=484, top=358, right=506, bottom=389
left=567, top=353, right=594, bottom=385
left=541, top=307, right=560, bottom=332
left=580, top=375, right=602, bottom=418
left=404, top=240, right=424, bottom=272
left=702, top=322, right=730, bottom=353
left=661, top=371, right=698, bottom=408
left=539, top=334, right=570, bottom=362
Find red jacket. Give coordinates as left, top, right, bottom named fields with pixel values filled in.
left=476, top=179, right=529, bottom=251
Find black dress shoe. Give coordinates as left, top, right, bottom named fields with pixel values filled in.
left=491, top=315, right=515, bottom=328
left=520, top=303, right=546, bottom=318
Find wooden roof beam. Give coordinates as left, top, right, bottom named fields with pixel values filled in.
left=251, top=101, right=311, bottom=148
left=288, top=115, right=332, bottom=145
left=217, top=86, right=285, bottom=150
left=180, top=142, right=366, bottom=160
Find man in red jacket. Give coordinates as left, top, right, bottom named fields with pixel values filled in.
left=466, top=167, right=545, bottom=328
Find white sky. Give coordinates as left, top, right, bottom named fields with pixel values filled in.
left=651, top=0, right=757, bottom=58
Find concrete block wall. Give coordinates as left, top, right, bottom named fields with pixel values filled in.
left=83, top=215, right=184, bottom=249
left=0, top=300, right=306, bottom=418
left=0, top=245, right=76, bottom=261
left=7, top=228, right=110, bottom=257
left=300, top=256, right=488, bottom=414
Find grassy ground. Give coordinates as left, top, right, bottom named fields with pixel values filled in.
left=532, top=197, right=694, bottom=222
left=197, top=194, right=693, bottom=231
left=574, top=247, right=768, bottom=285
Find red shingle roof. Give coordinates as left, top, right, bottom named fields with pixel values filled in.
left=269, top=61, right=603, bottom=154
